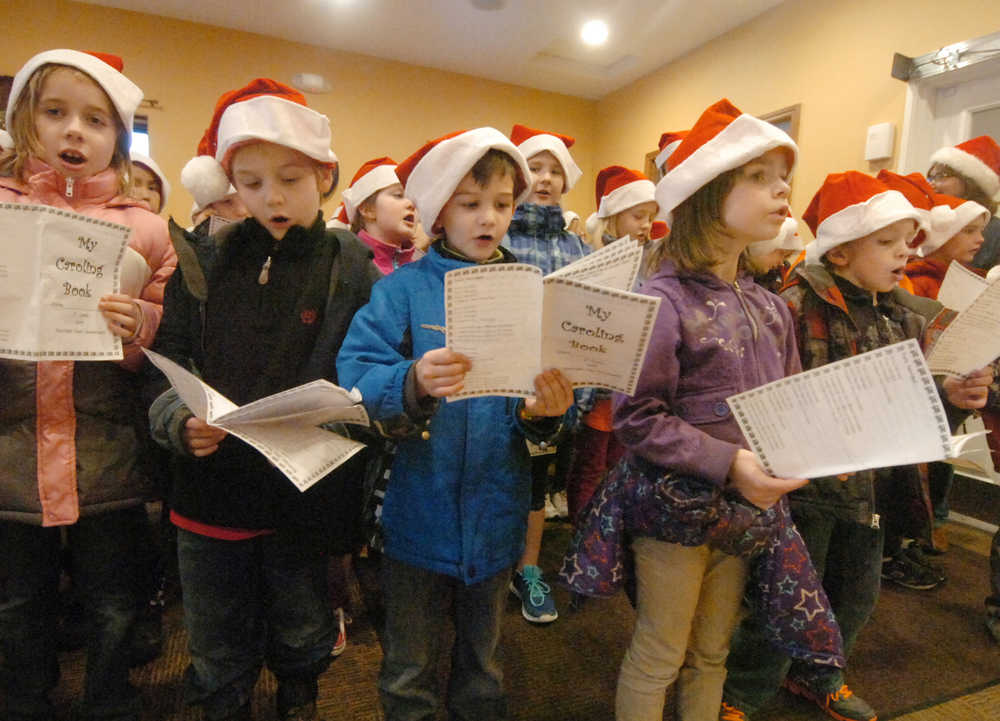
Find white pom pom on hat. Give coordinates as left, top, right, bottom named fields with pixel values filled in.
left=181, top=155, right=231, bottom=213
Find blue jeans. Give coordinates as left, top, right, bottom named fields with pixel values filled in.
left=724, top=507, right=884, bottom=712
left=176, top=528, right=334, bottom=719
left=379, top=555, right=509, bottom=721
left=0, top=507, right=146, bottom=720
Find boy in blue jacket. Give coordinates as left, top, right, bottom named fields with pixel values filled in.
left=337, top=128, right=574, bottom=721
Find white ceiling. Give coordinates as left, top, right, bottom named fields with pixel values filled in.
left=77, top=0, right=786, bottom=99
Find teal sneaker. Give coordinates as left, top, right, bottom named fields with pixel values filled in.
left=510, top=565, right=558, bottom=624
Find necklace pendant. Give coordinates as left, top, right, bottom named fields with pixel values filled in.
left=258, top=256, right=272, bottom=285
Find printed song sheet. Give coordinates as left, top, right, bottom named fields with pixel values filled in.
left=144, top=349, right=369, bottom=491
left=0, top=203, right=130, bottom=360
left=726, top=340, right=953, bottom=479
left=444, top=241, right=661, bottom=399
left=936, top=262, right=988, bottom=312
left=926, top=277, right=1000, bottom=377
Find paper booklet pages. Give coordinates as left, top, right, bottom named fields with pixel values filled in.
left=144, top=348, right=370, bottom=492
left=0, top=202, right=130, bottom=360
left=727, top=339, right=953, bottom=479
left=443, top=240, right=661, bottom=400
left=936, top=262, right=988, bottom=312
left=926, top=274, right=1000, bottom=377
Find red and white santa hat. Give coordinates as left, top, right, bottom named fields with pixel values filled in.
left=395, top=127, right=531, bottom=236
left=929, top=135, right=1000, bottom=200
left=340, top=156, right=400, bottom=223
left=654, top=130, right=688, bottom=173
left=4, top=49, right=143, bottom=147
left=180, top=78, right=337, bottom=213
left=748, top=216, right=803, bottom=257
left=510, top=123, right=582, bottom=191
left=918, top=193, right=990, bottom=257
left=130, top=151, right=171, bottom=206
left=327, top=202, right=350, bottom=230
left=650, top=220, right=669, bottom=241
left=875, top=169, right=940, bottom=249
left=595, top=166, right=656, bottom=219
left=656, top=99, right=797, bottom=221
left=802, top=171, right=925, bottom=261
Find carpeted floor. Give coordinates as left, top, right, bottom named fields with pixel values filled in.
left=24, top=520, right=1000, bottom=719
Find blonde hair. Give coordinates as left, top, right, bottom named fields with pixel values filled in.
left=644, top=166, right=741, bottom=276
left=0, top=64, right=132, bottom=195
left=350, top=194, right=378, bottom=234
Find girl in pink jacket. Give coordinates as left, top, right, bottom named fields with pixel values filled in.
left=0, top=49, right=175, bottom=721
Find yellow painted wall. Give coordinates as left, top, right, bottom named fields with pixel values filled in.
left=3, top=0, right=598, bottom=222
left=594, top=0, right=1000, bottom=217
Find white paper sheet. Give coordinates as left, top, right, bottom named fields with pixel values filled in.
left=727, top=340, right=953, bottom=479
left=0, top=203, right=130, bottom=360
left=936, top=262, right=988, bottom=312
left=444, top=248, right=661, bottom=400
left=144, top=349, right=369, bottom=491
left=926, top=277, right=1000, bottom=377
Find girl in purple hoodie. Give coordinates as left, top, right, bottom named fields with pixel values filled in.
left=612, top=99, right=808, bottom=721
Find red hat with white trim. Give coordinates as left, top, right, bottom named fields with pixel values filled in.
left=130, top=152, right=171, bottom=206
left=341, top=156, right=400, bottom=223
left=919, top=194, right=990, bottom=256
left=395, top=127, right=531, bottom=236
left=655, top=99, right=797, bottom=221
left=327, top=203, right=349, bottom=230
left=654, top=130, right=688, bottom=173
left=5, top=49, right=143, bottom=146
left=595, top=166, right=656, bottom=219
left=180, top=78, right=337, bottom=213
left=802, top=171, right=924, bottom=261
left=748, top=216, right=803, bottom=257
left=876, top=169, right=938, bottom=248
left=510, top=124, right=582, bottom=190
left=929, top=135, right=1000, bottom=199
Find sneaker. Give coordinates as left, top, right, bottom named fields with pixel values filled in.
left=719, top=701, right=749, bottom=720
left=510, top=565, right=558, bottom=623
left=880, top=552, right=940, bottom=590
left=900, top=544, right=946, bottom=584
left=330, top=607, right=347, bottom=657
left=784, top=678, right=877, bottom=721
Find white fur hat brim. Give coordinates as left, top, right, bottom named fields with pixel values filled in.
left=7, top=49, right=143, bottom=145
left=405, top=127, right=531, bottom=236
left=655, top=139, right=683, bottom=173
left=597, top=179, right=656, bottom=218
left=517, top=134, right=582, bottom=191
left=216, top=95, right=337, bottom=168
left=918, top=200, right=990, bottom=256
left=930, top=146, right=1000, bottom=199
left=812, top=190, right=926, bottom=258
left=656, top=113, right=797, bottom=219
left=130, top=152, right=171, bottom=206
left=341, top=164, right=400, bottom=223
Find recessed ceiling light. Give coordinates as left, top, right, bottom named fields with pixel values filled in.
left=291, top=73, right=332, bottom=94
left=581, top=19, right=609, bottom=46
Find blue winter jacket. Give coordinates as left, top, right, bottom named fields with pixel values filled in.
left=337, top=244, right=565, bottom=584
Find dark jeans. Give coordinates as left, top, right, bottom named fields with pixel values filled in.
left=379, top=555, right=509, bottom=721
left=0, top=507, right=146, bottom=720
left=724, top=508, right=884, bottom=712
left=176, top=528, right=334, bottom=719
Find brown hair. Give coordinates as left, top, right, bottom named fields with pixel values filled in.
left=349, top=194, right=377, bottom=234
left=644, top=166, right=741, bottom=276
left=0, top=64, right=131, bottom=195
left=470, top=149, right=527, bottom=200
left=929, top=162, right=997, bottom=215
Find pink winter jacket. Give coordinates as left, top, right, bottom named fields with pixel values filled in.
left=0, top=159, right=176, bottom=526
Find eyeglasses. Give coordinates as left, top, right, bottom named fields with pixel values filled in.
left=927, top=169, right=955, bottom=182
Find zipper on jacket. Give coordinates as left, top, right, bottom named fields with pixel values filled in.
left=64, top=177, right=75, bottom=198
left=732, top=279, right=759, bottom=341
